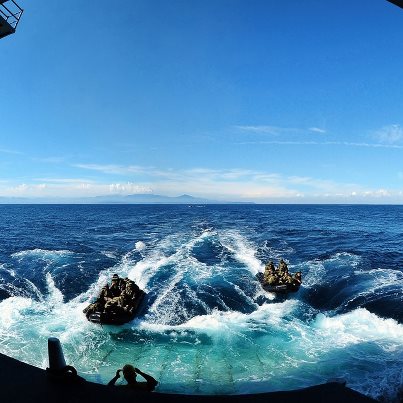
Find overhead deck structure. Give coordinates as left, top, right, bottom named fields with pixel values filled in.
left=0, top=0, right=23, bottom=39
left=387, top=0, right=403, bottom=8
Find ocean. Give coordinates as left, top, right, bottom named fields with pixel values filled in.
left=0, top=204, right=402, bottom=401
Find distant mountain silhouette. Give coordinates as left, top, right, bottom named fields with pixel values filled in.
left=0, top=194, right=254, bottom=204
left=92, top=193, right=217, bottom=204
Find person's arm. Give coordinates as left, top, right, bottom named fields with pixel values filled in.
left=108, top=369, right=122, bottom=386
left=135, top=368, right=158, bottom=391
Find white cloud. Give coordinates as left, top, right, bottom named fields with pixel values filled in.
left=73, top=163, right=151, bottom=175
left=109, top=183, right=152, bottom=194
left=336, top=141, right=403, bottom=149
left=2, top=165, right=403, bottom=203
left=183, top=168, right=269, bottom=182
left=35, top=178, right=96, bottom=184
left=13, top=184, right=28, bottom=193
left=235, top=125, right=327, bottom=136
left=238, top=140, right=403, bottom=149
left=0, top=147, right=23, bottom=155
left=361, top=189, right=392, bottom=198
left=73, top=163, right=275, bottom=183
left=374, top=124, right=403, bottom=144
left=235, top=125, right=301, bottom=135
left=308, top=127, right=326, bottom=134
left=33, top=156, right=67, bottom=163
left=0, top=182, right=152, bottom=198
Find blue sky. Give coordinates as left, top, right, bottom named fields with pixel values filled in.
left=1, top=0, right=403, bottom=203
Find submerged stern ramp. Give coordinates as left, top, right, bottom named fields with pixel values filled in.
left=0, top=0, right=23, bottom=39
left=0, top=339, right=379, bottom=403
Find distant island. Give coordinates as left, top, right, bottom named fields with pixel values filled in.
left=0, top=193, right=254, bottom=205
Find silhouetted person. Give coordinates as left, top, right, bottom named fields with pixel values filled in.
left=108, top=364, right=158, bottom=392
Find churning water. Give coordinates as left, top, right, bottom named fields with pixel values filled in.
left=0, top=204, right=402, bottom=401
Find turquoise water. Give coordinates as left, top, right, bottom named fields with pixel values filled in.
left=0, top=205, right=402, bottom=401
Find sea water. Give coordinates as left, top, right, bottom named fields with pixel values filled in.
left=0, top=204, right=402, bottom=401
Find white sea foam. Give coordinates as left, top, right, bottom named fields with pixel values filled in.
left=127, top=251, right=171, bottom=290
left=146, top=268, right=187, bottom=322
left=0, top=296, right=33, bottom=330
left=313, top=308, right=403, bottom=348
left=354, top=267, right=403, bottom=288
left=130, top=304, right=403, bottom=396
left=1, top=231, right=402, bottom=399
left=0, top=265, right=16, bottom=277
left=326, top=252, right=362, bottom=267
left=127, top=230, right=218, bottom=289
left=218, top=230, right=263, bottom=275
left=45, top=272, right=64, bottom=306
left=125, top=230, right=302, bottom=325
left=135, top=241, right=146, bottom=251
left=311, top=309, right=403, bottom=402
left=11, top=248, right=74, bottom=259
left=100, top=251, right=117, bottom=259
left=302, top=252, right=363, bottom=288
left=254, top=287, right=276, bottom=301
left=24, top=278, right=44, bottom=301
left=259, top=240, right=295, bottom=263
left=138, top=299, right=298, bottom=335
left=338, top=268, right=403, bottom=311
left=0, top=279, right=402, bottom=400
left=126, top=230, right=269, bottom=325
left=0, top=283, right=103, bottom=369
left=301, top=259, right=326, bottom=288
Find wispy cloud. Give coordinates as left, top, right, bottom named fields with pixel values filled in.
left=2, top=164, right=403, bottom=203
left=66, top=165, right=403, bottom=198
left=109, top=183, right=152, bottom=194
left=33, top=156, right=67, bottom=164
left=73, top=163, right=152, bottom=175
left=35, top=178, right=97, bottom=184
left=146, top=172, right=403, bottom=203
left=308, top=127, right=326, bottom=134
left=1, top=181, right=152, bottom=198
left=337, top=141, right=403, bottom=149
left=72, top=163, right=402, bottom=198
left=237, top=140, right=403, bottom=149
left=73, top=164, right=267, bottom=182
left=0, top=147, right=23, bottom=155
left=235, top=125, right=326, bottom=136
left=373, top=124, right=403, bottom=144
left=234, top=125, right=300, bottom=135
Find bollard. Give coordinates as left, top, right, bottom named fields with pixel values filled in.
left=46, top=337, right=80, bottom=381
left=47, top=337, right=67, bottom=371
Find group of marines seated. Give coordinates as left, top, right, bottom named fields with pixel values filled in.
left=83, top=274, right=140, bottom=317
left=263, top=259, right=302, bottom=287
